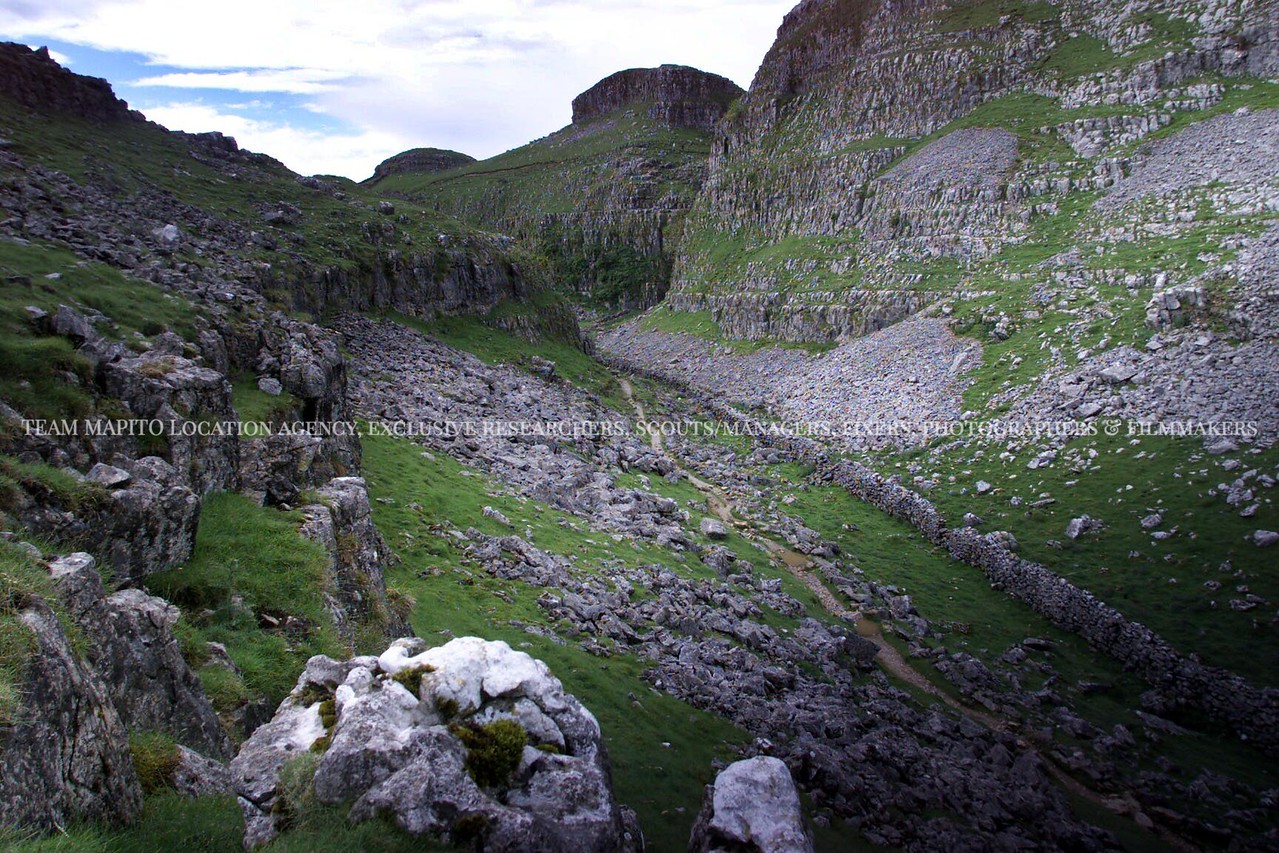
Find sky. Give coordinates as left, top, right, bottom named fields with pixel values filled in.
left=1, top=0, right=795, bottom=180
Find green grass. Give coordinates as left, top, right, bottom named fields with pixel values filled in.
left=0, top=540, right=65, bottom=725
left=230, top=375, right=298, bottom=425
left=0, top=239, right=198, bottom=338
left=936, top=0, right=1060, bottom=32
left=0, top=455, right=111, bottom=518
left=129, top=732, right=181, bottom=795
left=145, top=493, right=345, bottom=711
left=0, top=238, right=203, bottom=423
left=0, top=792, right=443, bottom=852
left=892, top=432, right=1279, bottom=686
left=637, top=305, right=838, bottom=354
left=1039, top=34, right=1121, bottom=79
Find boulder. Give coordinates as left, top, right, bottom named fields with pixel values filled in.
left=232, top=638, right=641, bottom=850
left=700, top=517, right=729, bottom=540
left=256, top=376, right=283, bottom=397
left=50, top=552, right=231, bottom=759
left=688, top=756, right=813, bottom=852
left=51, top=304, right=95, bottom=343
left=1254, top=530, right=1279, bottom=548
left=0, top=600, right=142, bottom=831
left=173, top=745, right=234, bottom=797
left=298, top=477, right=408, bottom=645
left=86, top=462, right=132, bottom=489
left=1065, top=515, right=1102, bottom=540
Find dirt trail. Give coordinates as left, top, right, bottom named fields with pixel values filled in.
left=614, top=374, right=1191, bottom=849
left=618, top=376, right=961, bottom=706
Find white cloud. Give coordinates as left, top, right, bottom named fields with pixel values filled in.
left=2, top=0, right=797, bottom=178
left=133, top=68, right=352, bottom=95
left=143, top=101, right=411, bottom=179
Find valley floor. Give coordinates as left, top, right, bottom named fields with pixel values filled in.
left=330, top=314, right=1277, bottom=849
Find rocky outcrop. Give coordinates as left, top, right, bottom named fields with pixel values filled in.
left=0, top=600, right=142, bottom=831
left=100, top=350, right=239, bottom=495
left=50, top=552, right=232, bottom=760
left=365, top=147, right=475, bottom=184
left=232, top=637, right=640, bottom=850
left=0, top=43, right=138, bottom=122
left=299, top=477, right=408, bottom=646
left=572, top=65, right=744, bottom=131
left=688, top=756, right=813, bottom=853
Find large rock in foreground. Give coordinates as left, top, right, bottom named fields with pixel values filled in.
left=232, top=637, right=641, bottom=850
left=689, top=756, right=813, bottom=853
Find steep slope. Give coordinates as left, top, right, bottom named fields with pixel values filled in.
left=371, top=65, right=743, bottom=309
left=664, top=0, right=1279, bottom=340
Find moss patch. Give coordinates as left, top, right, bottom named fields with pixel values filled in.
left=451, top=719, right=528, bottom=788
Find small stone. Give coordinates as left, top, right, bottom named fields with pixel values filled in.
left=152, top=223, right=180, bottom=248
left=1099, top=364, right=1137, bottom=384
left=1066, top=515, right=1101, bottom=540
left=1253, top=530, right=1279, bottom=548
left=482, top=505, right=512, bottom=526
left=86, top=463, right=132, bottom=489
left=257, top=377, right=283, bottom=396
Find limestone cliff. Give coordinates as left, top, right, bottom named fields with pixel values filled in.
left=0, top=43, right=138, bottom=122
left=666, top=0, right=1279, bottom=340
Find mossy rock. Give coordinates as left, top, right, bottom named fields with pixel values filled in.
left=450, top=719, right=528, bottom=788
left=390, top=663, right=435, bottom=693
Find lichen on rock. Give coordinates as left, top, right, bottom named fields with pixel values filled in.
left=231, top=636, right=641, bottom=850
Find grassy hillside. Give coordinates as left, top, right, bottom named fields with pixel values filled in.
left=0, top=84, right=570, bottom=336
left=373, top=105, right=716, bottom=308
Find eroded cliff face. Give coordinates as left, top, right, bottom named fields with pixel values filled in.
left=666, top=0, right=1279, bottom=340
left=571, top=64, right=745, bottom=131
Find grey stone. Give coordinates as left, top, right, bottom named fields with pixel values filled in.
left=86, top=463, right=132, bottom=489
left=701, top=517, right=729, bottom=540
left=689, top=756, right=813, bottom=853
left=1253, top=530, right=1279, bottom=547
left=0, top=601, right=142, bottom=831
left=234, top=638, right=637, bottom=850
